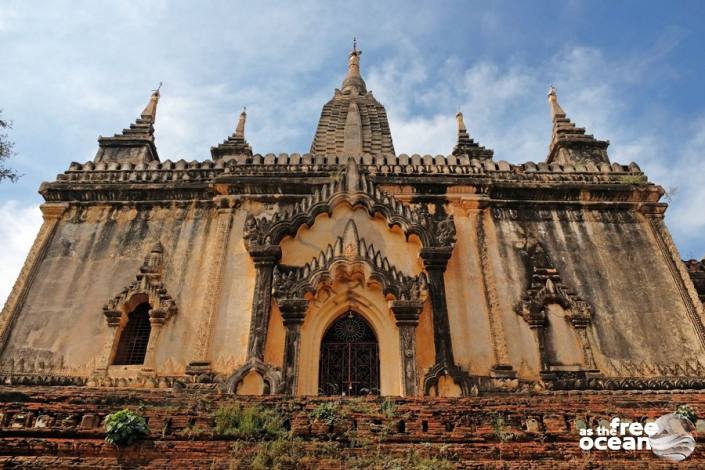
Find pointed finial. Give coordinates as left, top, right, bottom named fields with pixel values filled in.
left=547, top=85, right=565, bottom=118
left=235, top=106, right=247, bottom=137
left=456, top=111, right=466, bottom=131
left=141, top=82, right=162, bottom=122
left=342, top=38, right=366, bottom=93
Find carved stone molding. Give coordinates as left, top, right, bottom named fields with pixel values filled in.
left=279, top=299, right=308, bottom=395
left=422, top=362, right=471, bottom=396
left=102, top=242, right=177, bottom=327
left=474, top=209, right=513, bottom=376
left=245, top=244, right=282, bottom=362
left=419, top=247, right=454, bottom=365
left=272, top=219, right=427, bottom=303
left=391, top=299, right=423, bottom=396
left=0, top=203, right=68, bottom=358
left=515, top=243, right=598, bottom=375
left=242, top=158, right=457, bottom=249
left=226, top=358, right=283, bottom=395
left=99, top=242, right=177, bottom=373
left=645, top=216, right=705, bottom=352
left=419, top=245, right=473, bottom=395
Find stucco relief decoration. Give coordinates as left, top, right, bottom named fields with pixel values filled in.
left=516, top=244, right=592, bottom=326
left=272, top=220, right=427, bottom=303
left=243, top=158, right=454, bottom=252
left=102, top=242, right=177, bottom=326
left=515, top=243, right=598, bottom=374
left=418, top=203, right=457, bottom=248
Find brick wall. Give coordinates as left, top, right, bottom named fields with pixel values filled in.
left=1, top=386, right=705, bottom=468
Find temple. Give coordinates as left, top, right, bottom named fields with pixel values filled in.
left=2, top=43, right=704, bottom=398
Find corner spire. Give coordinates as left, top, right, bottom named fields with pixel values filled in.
left=452, top=111, right=493, bottom=159
left=141, top=82, right=162, bottom=123
left=341, top=38, right=367, bottom=94
left=211, top=106, right=253, bottom=160
left=235, top=107, right=247, bottom=137
left=546, top=86, right=609, bottom=165
left=94, top=85, right=161, bottom=164
left=547, top=85, right=565, bottom=120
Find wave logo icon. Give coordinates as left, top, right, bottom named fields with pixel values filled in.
left=649, top=405, right=697, bottom=462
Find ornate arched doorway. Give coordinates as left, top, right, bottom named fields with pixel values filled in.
left=319, top=312, right=380, bottom=396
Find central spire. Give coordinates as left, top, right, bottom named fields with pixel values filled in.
left=341, top=38, right=367, bottom=94
left=309, top=40, right=394, bottom=156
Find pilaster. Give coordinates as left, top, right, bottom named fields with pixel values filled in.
left=279, top=298, right=308, bottom=395
left=187, top=197, right=235, bottom=375
left=391, top=299, right=423, bottom=396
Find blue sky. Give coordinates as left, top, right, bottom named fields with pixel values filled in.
left=1, top=1, right=704, bottom=302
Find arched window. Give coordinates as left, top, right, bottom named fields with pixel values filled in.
left=113, top=303, right=152, bottom=365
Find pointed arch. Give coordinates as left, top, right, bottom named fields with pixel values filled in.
left=319, top=312, right=380, bottom=395
left=243, top=158, right=457, bottom=250
left=298, top=285, right=403, bottom=396
left=272, top=219, right=427, bottom=303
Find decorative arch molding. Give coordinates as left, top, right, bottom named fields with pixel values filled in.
left=423, top=362, right=472, bottom=396
left=102, top=242, right=177, bottom=327
left=298, top=286, right=404, bottom=396
left=515, top=243, right=599, bottom=379
left=270, top=220, right=426, bottom=396
left=272, top=219, right=428, bottom=303
left=225, top=358, right=283, bottom=395
left=243, top=158, right=457, bottom=250
left=97, top=242, right=176, bottom=373
left=240, top=159, right=466, bottom=395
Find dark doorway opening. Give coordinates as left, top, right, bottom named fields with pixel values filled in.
left=319, top=312, right=379, bottom=396
left=113, top=303, right=151, bottom=365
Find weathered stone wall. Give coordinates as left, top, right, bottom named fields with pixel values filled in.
left=489, top=209, right=704, bottom=378
left=0, top=203, right=255, bottom=378
left=3, top=199, right=704, bottom=391
left=2, top=385, right=705, bottom=468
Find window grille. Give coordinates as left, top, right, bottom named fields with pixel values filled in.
left=319, top=312, right=379, bottom=396
left=113, top=303, right=151, bottom=365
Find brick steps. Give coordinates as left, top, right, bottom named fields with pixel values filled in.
left=1, top=386, right=705, bottom=468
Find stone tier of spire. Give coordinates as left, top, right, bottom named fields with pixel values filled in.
left=452, top=111, right=493, bottom=160
left=211, top=108, right=253, bottom=160
left=547, top=86, right=610, bottom=165
left=94, top=84, right=161, bottom=164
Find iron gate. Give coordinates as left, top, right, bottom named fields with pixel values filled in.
left=318, top=312, right=379, bottom=396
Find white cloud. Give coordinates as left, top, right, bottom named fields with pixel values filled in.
left=0, top=201, right=42, bottom=307
left=366, top=43, right=705, bottom=257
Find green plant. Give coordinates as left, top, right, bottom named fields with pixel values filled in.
left=379, top=398, right=397, bottom=418
left=344, top=429, right=374, bottom=449
left=492, top=414, right=515, bottom=443
left=617, top=174, right=647, bottom=185
left=347, top=449, right=456, bottom=470
left=676, top=404, right=697, bottom=424
left=346, top=398, right=374, bottom=414
left=104, top=409, right=149, bottom=446
left=251, top=437, right=305, bottom=470
left=309, top=401, right=341, bottom=426
left=215, top=404, right=285, bottom=439
left=230, top=437, right=305, bottom=470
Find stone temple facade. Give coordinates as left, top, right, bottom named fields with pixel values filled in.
left=2, top=44, right=705, bottom=398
